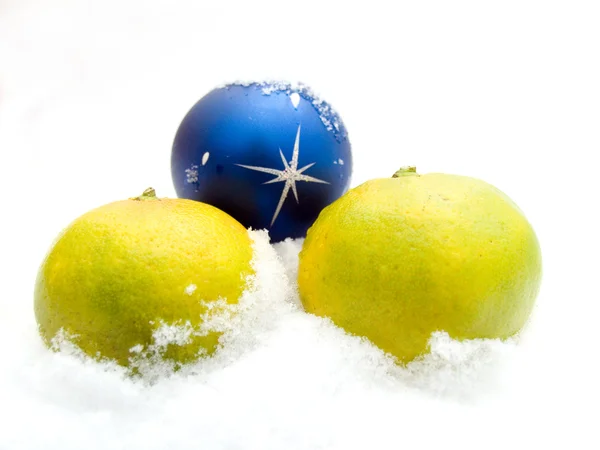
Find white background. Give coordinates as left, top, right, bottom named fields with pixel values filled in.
left=1, top=1, right=599, bottom=449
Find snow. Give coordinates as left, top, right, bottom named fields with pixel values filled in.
left=184, top=284, right=197, bottom=295
left=1, top=0, right=600, bottom=449
left=231, top=80, right=346, bottom=137
left=185, top=165, right=199, bottom=184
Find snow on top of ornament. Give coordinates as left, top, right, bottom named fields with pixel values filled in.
left=221, top=80, right=347, bottom=140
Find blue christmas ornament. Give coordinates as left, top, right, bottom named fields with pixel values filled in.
left=171, top=81, right=353, bottom=242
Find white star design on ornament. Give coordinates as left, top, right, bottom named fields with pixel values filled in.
left=236, top=124, right=330, bottom=227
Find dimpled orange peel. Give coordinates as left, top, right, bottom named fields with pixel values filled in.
left=34, top=188, right=254, bottom=369
left=298, top=167, right=542, bottom=363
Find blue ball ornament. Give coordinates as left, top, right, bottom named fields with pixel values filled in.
left=171, top=81, right=353, bottom=242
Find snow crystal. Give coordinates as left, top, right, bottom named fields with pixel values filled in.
left=129, top=344, right=144, bottom=354
left=184, top=283, right=197, bottom=295
left=184, top=164, right=198, bottom=183
left=50, top=328, right=84, bottom=354
left=147, top=320, right=196, bottom=347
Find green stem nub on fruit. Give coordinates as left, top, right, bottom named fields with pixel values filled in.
left=392, top=166, right=418, bottom=178
left=135, top=188, right=158, bottom=201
